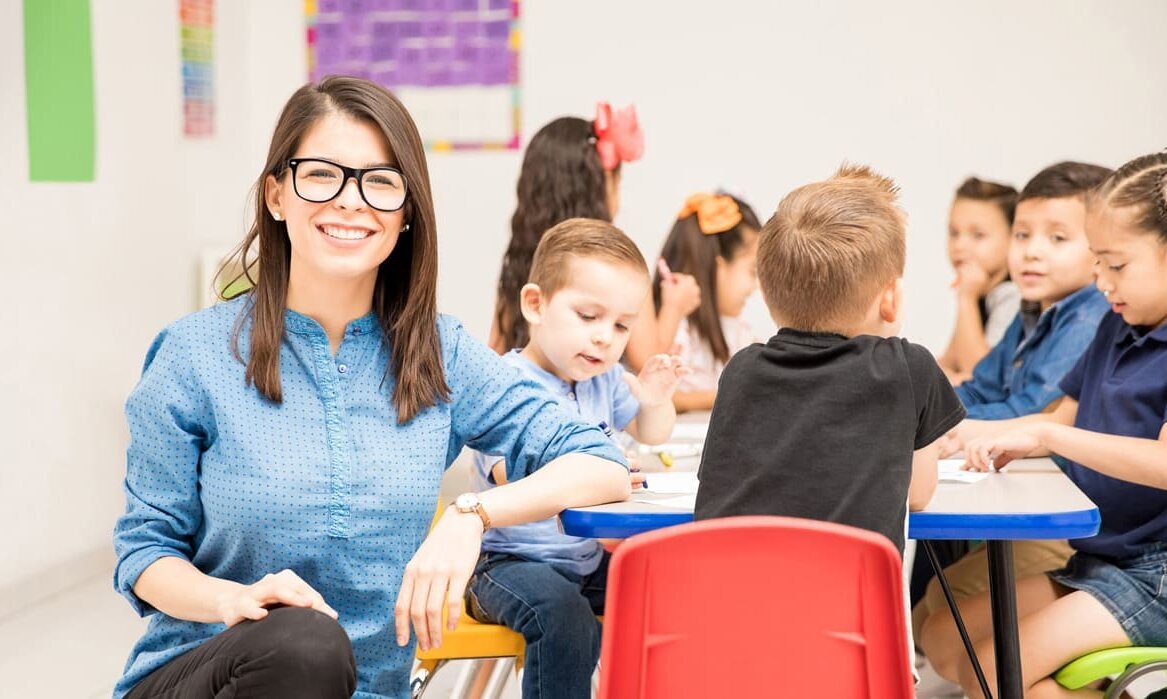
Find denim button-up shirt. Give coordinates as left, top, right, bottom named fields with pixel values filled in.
left=955, top=285, right=1109, bottom=419
left=112, top=297, right=625, bottom=698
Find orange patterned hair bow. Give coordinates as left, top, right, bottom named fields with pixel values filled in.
left=593, top=102, right=644, bottom=172
left=676, top=193, right=742, bottom=235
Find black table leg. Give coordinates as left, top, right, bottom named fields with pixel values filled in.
left=987, top=540, right=1023, bottom=699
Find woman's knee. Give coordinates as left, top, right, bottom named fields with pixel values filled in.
left=249, top=607, right=356, bottom=687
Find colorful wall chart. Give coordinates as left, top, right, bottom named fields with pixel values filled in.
left=23, top=0, right=96, bottom=181
left=306, top=0, right=521, bottom=151
left=180, top=0, right=215, bottom=137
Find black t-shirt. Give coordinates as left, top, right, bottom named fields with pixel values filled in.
left=694, top=328, right=966, bottom=551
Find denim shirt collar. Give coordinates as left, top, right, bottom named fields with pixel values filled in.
left=1019, top=285, right=1102, bottom=349
left=284, top=308, right=379, bottom=339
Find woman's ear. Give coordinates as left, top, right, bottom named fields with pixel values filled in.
left=264, top=174, right=285, bottom=222
left=519, top=283, right=545, bottom=325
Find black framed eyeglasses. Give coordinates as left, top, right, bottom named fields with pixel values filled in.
left=287, top=158, right=408, bottom=212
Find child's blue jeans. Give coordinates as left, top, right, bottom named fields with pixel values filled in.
left=465, top=550, right=611, bottom=698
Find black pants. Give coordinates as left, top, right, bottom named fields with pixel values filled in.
left=126, top=607, right=357, bottom=699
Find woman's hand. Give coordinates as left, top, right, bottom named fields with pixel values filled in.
left=395, top=507, right=485, bottom=651
left=218, top=569, right=338, bottom=627
left=964, top=426, right=1045, bottom=472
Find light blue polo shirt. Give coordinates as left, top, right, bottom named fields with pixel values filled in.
left=471, top=350, right=639, bottom=577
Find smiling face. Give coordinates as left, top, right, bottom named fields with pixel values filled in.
left=265, top=110, right=406, bottom=296
left=1007, top=197, right=1097, bottom=310
left=1087, top=203, right=1167, bottom=329
left=522, top=256, right=649, bottom=383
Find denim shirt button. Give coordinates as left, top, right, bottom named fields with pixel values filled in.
left=338, top=364, right=349, bottom=374
left=1013, top=359, right=1023, bottom=369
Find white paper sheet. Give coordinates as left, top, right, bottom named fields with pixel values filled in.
left=631, top=493, right=697, bottom=509
left=640, top=472, right=700, bottom=494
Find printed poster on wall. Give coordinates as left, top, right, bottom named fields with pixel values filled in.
left=181, top=0, right=214, bottom=137
left=306, top=0, right=521, bottom=151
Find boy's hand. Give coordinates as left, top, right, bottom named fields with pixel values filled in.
left=626, top=450, right=647, bottom=489
left=624, top=353, right=688, bottom=407
left=963, top=426, right=1044, bottom=472
left=952, top=261, right=990, bottom=299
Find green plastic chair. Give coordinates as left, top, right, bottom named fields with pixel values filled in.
left=1055, top=647, right=1167, bottom=697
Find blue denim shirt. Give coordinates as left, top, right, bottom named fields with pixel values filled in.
left=112, top=297, right=626, bottom=699
left=471, top=351, right=639, bottom=577
left=956, top=285, right=1109, bottom=419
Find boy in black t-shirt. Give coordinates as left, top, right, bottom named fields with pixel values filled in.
left=695, top=165, right=966, bottom=554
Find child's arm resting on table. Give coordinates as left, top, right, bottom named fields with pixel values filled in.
left=909, top=439, right=941, bottom=511
left=960, top=399, right=1077, bottom=468
left=966, top=404, right=1167, bottom=486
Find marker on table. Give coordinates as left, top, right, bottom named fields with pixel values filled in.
left=600, top=421, right=647, bottom=490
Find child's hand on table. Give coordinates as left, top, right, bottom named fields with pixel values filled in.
left=963, top=426, right=1044, bottom=472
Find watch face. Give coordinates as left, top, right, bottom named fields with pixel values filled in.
left=455, top=493, right=477, bottom=510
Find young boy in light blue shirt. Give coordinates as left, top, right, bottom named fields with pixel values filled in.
left=466, top=218, right=685, bottom=699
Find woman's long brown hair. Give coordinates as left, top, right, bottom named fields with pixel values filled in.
left=217, top=76, right=447, bottom=424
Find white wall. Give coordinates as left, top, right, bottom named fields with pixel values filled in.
left=3, top=0, right=1165, bottom=606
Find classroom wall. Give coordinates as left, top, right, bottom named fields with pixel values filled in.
left=3, top=0, right=1165, bottom=610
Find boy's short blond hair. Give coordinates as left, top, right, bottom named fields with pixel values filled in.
left=529, top=218, right=648, bottom=296
left=757, top=164, right=906, bottom=332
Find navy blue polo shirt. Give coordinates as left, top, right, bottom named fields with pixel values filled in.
left=1058, top=311, right=1167, bottom=560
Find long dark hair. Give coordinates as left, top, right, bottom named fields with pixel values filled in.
left=654, top=195, right=760, bottom=363
left=494, top=116, right=613, bottom=350
left=218, top=76, right=446, bottom=424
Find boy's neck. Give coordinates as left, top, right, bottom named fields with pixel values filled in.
left=520, top=340, right=576, bottom=386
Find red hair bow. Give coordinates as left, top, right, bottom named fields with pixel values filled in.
left=593, top=102, right=644, bottom=172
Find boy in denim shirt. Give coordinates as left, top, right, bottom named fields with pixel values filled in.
left=913, top=161, right=1113, bottom=657
left=952, top=161, right=1112, bottom=421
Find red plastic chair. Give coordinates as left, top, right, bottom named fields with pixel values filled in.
left=597, top=516, right=914, bottom=699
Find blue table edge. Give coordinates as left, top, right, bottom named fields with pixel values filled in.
left=560, top=506, right=1101, bottom=541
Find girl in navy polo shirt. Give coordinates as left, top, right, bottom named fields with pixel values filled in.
left=921, top=151, right=1167, bottom=698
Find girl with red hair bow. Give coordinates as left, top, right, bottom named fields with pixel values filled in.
left=490, top=102, right=646, bottom=354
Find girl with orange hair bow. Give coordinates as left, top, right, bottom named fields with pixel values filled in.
left=625, top=193, right=762, bottom=413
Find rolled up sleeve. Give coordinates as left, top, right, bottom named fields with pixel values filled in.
left=440, top=318, right=626, bottom=482
left=113, top=329, right=210, bottom=616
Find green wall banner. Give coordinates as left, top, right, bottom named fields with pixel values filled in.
left=23, top=0, right=96, bottom=182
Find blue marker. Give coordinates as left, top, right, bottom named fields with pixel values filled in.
left=600, top=421, right=647, bottom=490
